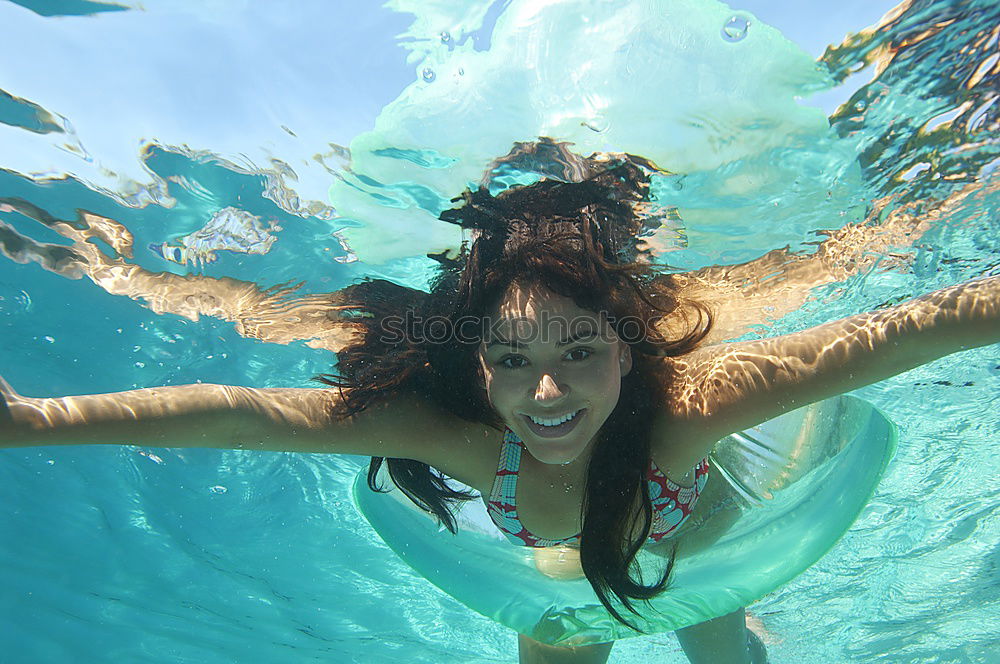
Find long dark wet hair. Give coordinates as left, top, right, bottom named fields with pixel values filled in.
left=320, top=140, right=713, bottom=628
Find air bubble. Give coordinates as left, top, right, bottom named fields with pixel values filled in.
left=721, top=15, right=750, bottom=42
left=582, top=116, right=610, bottom=133
left=210, top=485, right=228, bottom=494
left=0, top=286, right=31, bottom=315
left=422, top=68, right=436, bottom=82
left=440, top=31, right=451, bottom=44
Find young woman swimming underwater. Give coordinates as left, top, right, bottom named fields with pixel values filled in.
left=1, top=154, right=998, bottom=664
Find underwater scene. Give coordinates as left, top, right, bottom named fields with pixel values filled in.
left=0, top=0, right=997, bottom=662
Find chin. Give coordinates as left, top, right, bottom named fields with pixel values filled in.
left=532, top=450, right=579, bottom=465
left=523, top=437, right=590, bottom=465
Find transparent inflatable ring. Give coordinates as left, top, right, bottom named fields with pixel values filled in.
left=353, top=395, right=897, bottom=645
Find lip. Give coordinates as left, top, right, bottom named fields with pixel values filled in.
left=521, top=408, right=586, bottom=439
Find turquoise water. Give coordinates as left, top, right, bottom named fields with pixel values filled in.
left=0, top=0, right=997, bottom=662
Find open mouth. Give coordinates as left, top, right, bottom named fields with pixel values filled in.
left=522, top=408, right=585, bottom=438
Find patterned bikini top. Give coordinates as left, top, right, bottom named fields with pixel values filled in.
left=486, top=427, right=710, bottom=548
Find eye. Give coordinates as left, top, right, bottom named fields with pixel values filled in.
left=565, top=347, right=593, bottom=361
left=498, top=355, right=527, bottom=370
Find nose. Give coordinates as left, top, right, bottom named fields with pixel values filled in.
left=533, top=373, right=567, bottom=404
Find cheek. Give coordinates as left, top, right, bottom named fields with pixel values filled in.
left=488, top=382, right=518, bottom=410
left=596, top=382, right=620, bottom=407
left=588, top=356, right=622, bottom=385
left=481, top=375, right=507, bottom=408
left=594, top=370, right=624, bottom=406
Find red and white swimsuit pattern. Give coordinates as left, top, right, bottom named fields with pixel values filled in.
left=486, top=427, right=710, bottom=548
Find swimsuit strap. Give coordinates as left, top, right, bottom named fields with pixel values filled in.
left=486, top=428, right=523, bottom=511
left=486, top=429, right=578, bottom=547
left=487, top=427, right=708, bottom=546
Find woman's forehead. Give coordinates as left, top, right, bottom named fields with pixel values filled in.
left=493, top=284, right=597, bottom=320
left=486, top=284, right=614, bottom=343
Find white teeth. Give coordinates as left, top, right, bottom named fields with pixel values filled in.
left=528, top=409, right=580, bottom=427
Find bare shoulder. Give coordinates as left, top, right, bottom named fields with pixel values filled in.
left=318, top=389, right=501, bottom=490
left=648, top=408, right=721, bottom=484
left=648, top=348, right=775, bottom=481
left=650, top=276, right=1000, bottom=474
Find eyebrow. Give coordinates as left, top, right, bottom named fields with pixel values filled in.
left=559, top=329, right=600, bottom=346
left=484, top=328, right=599, bottom=350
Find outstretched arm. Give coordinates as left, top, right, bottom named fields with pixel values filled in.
left=0, top=378, right=335, bottom=452
left=0, top=197, right=360, bottom=353
left=655, top=181, right=983, bottom=344
left=661, top=276, right=999, bottom=470
left=0, top=377, right=485, bottom=467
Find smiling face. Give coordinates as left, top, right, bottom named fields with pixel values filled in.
left=477, top=283, right=632, bottom=466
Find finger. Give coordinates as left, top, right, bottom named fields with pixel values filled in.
left=0, top=375, right=13, bottom=395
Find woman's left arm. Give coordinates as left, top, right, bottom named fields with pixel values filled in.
left=667, top=276, right=999, bottom=446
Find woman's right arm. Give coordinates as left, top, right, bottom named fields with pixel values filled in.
left=0, top=377, right=484, bottom=464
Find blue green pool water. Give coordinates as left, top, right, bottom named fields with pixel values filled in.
left=0, top=0, right=997, bottom=661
